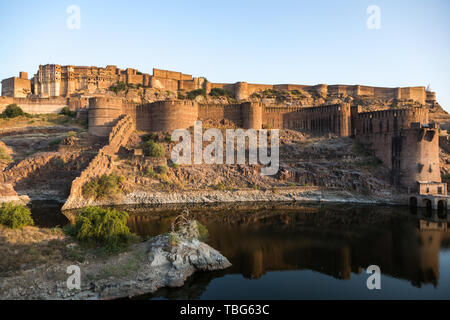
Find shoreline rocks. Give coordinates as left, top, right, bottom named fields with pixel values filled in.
left=61, top=187, right=408, bottom=211
left=0, top=234, right=231, bottom=300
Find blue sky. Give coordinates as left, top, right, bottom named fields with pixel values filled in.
left=0, top=0, right=449, bottom=110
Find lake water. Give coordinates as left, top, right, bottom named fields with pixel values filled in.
left=34, top=201, right=450, bottom=300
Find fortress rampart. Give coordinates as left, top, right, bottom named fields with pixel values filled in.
left=283, top=104, right=351, bottom=136
left=354, top=108, right=438, bottom=189
left=210, top=82, right=432, bottom=104
left=0, top=96, right=68, bottom=114
left=1, top=65, right=436, bottom=107
left=88, top=97, right=124, bottom=136
left=85, top=96, right=433, bottom=190
left=0, top=64, right=442, bottom=192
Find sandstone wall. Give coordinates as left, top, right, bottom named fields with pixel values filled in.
left=354, top=108, right=434, bottom=188
left=354, top=108, right=429, bottom=137
left=135, top=100, right=199, bottom=132
left=0, top=96, right=68, bottom=114
left=263, top=106, right=296, bottom=129
left=397, top=126, right=441, bottom=188
left=212, top=81, right=428, bottom=104
left=1, top=77, right=31, bottom=98
left=62, top=114, right=135, bottom=210
left=283, top=104, right=352, bottom=136
left=88, top=97, right=124, bottom=136
left=153, top=69, right=193, bottom=81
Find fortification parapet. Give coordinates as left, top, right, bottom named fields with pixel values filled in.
left=396, top=125, right=441, bottom=188
left=136, top=100, right=199, bottom=132
left=88, top=97, right=124, bottom=137
left=236, top=82, right=249, bottom=101
left=283, top=103, right=351, bottom=136
left=354, top=107, right=429, bottom=136
left=242, top=102, right=263, bottom=130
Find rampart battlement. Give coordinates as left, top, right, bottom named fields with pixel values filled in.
left=354, top=107, right=429, bottom=137
left=1, top=64, right=437, bottom=108
left=356, top=107, right=428, bottom=120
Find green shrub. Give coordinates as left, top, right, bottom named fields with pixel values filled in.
left=66, top=131, right=77, bottom=137
left=164, top=132, right=173, bottom=143
left=71, top=206, right=134, bottom=248
left=177, top=93, right=186, bottom=100
left=0, top=202, right=34, bottom=229
left=109, top=82, right=128, bottom=93
left=82, top=174, right=122, bottom=199
left=197, top=222, right=209, bottom=241
left=1, top=104, right=26, bottom=118
left=209, top=88, right=231, bottom=97
left=60, top=107, right=76, bottom=117
left=169, top=162, right=179, bottom=169
left=291, top=90, right=305, bottom=98
left=156, top=165, right=168, bottom=175
left=442, top=173, right=450, bottom=180
left=145, top=166, right=157, bottom=178
left=141, top=133, right=158, bottom=142
left=186, top=89, right=206, bottom=100
left=144, top=140, right=165, bottom=158
left=214, top=182, right=226, bottom=190
left=0, top=146, right=12, bottom=165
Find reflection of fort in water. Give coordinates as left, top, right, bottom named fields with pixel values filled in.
left=126, top=203, right=450, bottom=288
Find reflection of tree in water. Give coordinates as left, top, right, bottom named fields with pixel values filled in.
left=124, top=202, right=449, bottom=298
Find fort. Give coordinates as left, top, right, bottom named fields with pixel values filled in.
left=0, top=64, right=447, bottom=209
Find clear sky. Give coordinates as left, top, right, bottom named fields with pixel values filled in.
left=0, top=0, right=449, bottom=110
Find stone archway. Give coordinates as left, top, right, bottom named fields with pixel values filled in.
left=438, top=200, right=447, bottom=218
left=422, top=198, right=432, bottom=217
left=422, top=198, right=432, bottom=209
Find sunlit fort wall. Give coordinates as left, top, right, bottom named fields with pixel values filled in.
left=0, top=65, right=440, bottom=190
left=354, top=107, right=440, bottom=189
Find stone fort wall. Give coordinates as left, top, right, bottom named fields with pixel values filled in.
left=0, top=96, right=68, bottom=114
left=354, top=108, right=438, bottom=189
left=88, top=97, right=435, bottom=190
left=210, top=82, right=432, bottom=104
left=2, top=65, right=436, bottom=107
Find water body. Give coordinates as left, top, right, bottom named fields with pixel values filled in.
left=34, top=201, right=450, bottom=300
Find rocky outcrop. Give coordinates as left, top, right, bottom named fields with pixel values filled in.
left=62, top=115, right=135, bottom=210
left=0, top=183, right=28, bottom=204
left=0, top=235, right=231, bottom=300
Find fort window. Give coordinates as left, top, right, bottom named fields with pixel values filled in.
left=426, top=187, right=430, bottom=193
left=438, top=187, right=443, bottom=194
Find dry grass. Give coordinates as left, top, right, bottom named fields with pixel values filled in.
left=0, top=114, right=86, bottom=129
left=0, top=225, right=69, bottom=274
